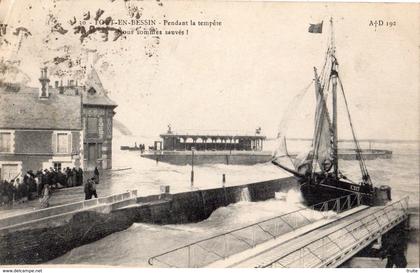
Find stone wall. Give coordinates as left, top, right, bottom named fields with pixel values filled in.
left=142, top=153, right=272, bottom=165
left=0, top=176, right=298, bottom=264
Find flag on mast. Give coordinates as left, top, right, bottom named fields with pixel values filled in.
left=308, top=21, right=323, bottom=33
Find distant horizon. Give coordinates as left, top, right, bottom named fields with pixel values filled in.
left=113, top=128, right=419, bottom=143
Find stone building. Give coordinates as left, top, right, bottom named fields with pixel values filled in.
left=0, top=69, right=83, bottom=180
left=0, top=65, right=117, bottom=181
left=80, top=68, right=117, bottom=170
left=52, top=67, right=117, bottom=171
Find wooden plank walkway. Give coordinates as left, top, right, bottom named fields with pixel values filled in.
left=207, top=197, right=408, bottom=268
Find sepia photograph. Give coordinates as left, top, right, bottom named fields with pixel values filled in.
left=0, top=0, right=418, bottom=269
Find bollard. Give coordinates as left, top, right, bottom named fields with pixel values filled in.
left=222, top=173, right=226, bottom=187
left=190, top=170, right=194, bottom=188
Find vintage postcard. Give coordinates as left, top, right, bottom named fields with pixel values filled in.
left=0, top=0, right=418, bottom=270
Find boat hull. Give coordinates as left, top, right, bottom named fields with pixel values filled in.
left=299, top=176, right=374, bottom=207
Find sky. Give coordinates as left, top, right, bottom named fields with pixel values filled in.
left=0, top=0, right=418, bottom=140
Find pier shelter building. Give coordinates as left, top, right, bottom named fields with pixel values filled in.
left=158, top=130, right=266, bottom=151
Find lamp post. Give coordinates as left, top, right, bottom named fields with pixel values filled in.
left=190, top=147, right=195, bottom=188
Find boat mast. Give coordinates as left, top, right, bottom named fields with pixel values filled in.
left=330, top=17, right=339, bottom=178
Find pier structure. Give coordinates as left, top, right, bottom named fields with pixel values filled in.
left=159, top=130, right=266, bottom=151
left=0, top=177, right=299, bottom=264
left=148, top=195, right=409, bottom=268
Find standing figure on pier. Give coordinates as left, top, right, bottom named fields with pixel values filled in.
left=76, top=167, right=84, bottom=186
left=35, top=170, right=43, bottom=196
left=84, top=178, right=98, bottom=200
left=84, top=179, right=93, bottom=200
left=91, top=178, right=98, bottom=199
left=39, top=183, right=51, bottom=209
left=94, top=166, right=100, bottom=184
left=71, top=167, right=78, bottom=187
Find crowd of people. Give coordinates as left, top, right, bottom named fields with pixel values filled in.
left=0, top=167, right=84, bottom=208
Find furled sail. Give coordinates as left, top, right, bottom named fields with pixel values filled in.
left=311, top=72, right=334, bottom=173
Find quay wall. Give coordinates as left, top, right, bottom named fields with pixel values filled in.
left=141, top=148, right=393, bottom=165
left=141, top=153, right=272, bottom=165
left=0, top=176, right=298, bottom=264
left=339, top=149, right=393, bottom=160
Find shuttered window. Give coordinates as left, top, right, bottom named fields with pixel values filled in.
left=97, top=143, right=102, bottom=159
left=0, top=133, right=11, bottom=153
left=57, top=133, right=68, bottom=153
left=87, top=117, right=98, bottom=134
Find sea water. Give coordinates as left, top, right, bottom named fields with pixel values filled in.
left=49, top=137, right=419, bottom=267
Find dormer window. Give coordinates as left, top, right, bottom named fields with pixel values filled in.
left=87, top=87, right=97, bottom=95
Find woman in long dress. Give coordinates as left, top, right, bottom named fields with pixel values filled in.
left=39, top=183, right=51, bottom=209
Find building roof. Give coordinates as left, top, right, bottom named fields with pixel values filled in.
left=83, top=92, right=118, bottom=107
left=0, top=85, right=82, bottom=130
left=82, top=67, right=117, bottom=107
left=160, top=131, right=266, bottom=140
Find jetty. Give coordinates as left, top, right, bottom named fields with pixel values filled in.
left=0, top=177, right=298, bottom=264
left=148, top=195, right=409, bottom=268
left=0, top=174, right=409, bottom=267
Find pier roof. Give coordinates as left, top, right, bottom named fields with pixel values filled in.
left=160, top=131, right=266, bottom=139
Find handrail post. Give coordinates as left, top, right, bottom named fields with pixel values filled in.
left=324, top=201, right=328, bottom=218
left=224, top=234, right=228, bottom=258
left=301, top=248, right=304, bottom=267
left=337, top=197, right=341, bottom=213
left=252, top=226, right=255, bottom=247
left=188, top=245, right=191, bottom=268
left=347, top=194, right=351, bottom=210
left=398, top=199, right=408, bottom=214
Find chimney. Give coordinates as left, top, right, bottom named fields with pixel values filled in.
left=39, top=67, right=50, bottom=98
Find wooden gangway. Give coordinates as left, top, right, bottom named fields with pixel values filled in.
left=148, top=195, right=409, bottom=268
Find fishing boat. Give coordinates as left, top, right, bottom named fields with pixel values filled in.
left=272, top=18, right=391, bottom=207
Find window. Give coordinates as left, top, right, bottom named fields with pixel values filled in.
left=106, top=118, right=112, bottom=139
left=0, top=132, right=12, bottom=153
left=97, top=143, right=102, bottom=159
left=87, top=117, right=98, bottom=135
left=87, top=87, right=96, bottom=95
left=57, top=133, right=68, bottom=153
left=54, top=132, right=71, bottom=154
left=1, top=164, right=19, bottom=181
left=53, top=162, right=62, bottom=172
